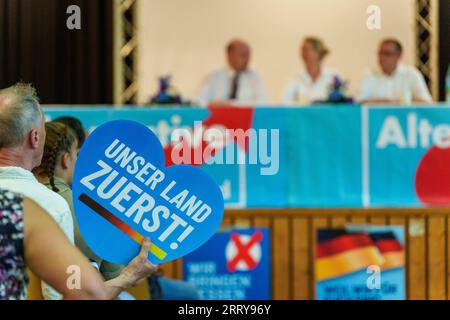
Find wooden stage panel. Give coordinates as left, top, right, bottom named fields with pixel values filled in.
left=165, top=208, right=450, bottom=300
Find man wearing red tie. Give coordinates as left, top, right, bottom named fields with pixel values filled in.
left=195, top=39, right=268, bottom=107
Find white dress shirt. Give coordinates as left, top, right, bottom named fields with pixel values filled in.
left=195, top=67, right=268, bottom=107
left=284, top=68, right=340, bottom=105
left=357, top=63, right=433, bottom=103
left=0, top=166, right=74, bottom=300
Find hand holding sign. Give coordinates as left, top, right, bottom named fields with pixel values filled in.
left=119, top=237, right=158, bottom=288
left=73, top=120, right=225, bottom=265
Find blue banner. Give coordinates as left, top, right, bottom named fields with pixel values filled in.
left=366, top=106, right=450, bottom=207
left=44, top=104, right=450, bottom=208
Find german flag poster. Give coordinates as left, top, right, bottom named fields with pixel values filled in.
left=315, top=225, right=405, bottom=300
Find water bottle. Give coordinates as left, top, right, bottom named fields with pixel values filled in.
left=400, top=74, right=412, bottom=105
left=446, top=64, right=450, bottom=103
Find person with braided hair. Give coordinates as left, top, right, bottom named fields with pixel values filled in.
left=34, top=121, right=158, bottom=300
left=34, top=122, right=78, bottom=193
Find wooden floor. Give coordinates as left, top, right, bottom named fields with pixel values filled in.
left=161, top=208, right=450, bottom=300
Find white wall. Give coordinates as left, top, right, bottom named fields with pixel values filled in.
left=137, top=0, right=415, bottom=104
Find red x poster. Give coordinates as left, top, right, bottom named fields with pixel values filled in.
left=182, top=228, right=271, bottom=300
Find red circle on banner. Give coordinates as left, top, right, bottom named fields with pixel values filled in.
left=415, top=144, right=450, bottom=205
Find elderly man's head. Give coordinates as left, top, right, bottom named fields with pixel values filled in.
left=378, top=38, right=403, bottom=75
left=226, top=39, right=251, bottom=72
left=0, top=83, right=45, bottom=170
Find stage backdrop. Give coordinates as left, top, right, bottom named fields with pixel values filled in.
left=137, top=0, right=415, bottom=104
left=44, top=104, right=450, bottom=208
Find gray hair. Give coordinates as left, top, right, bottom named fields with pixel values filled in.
left=0, top=83, right=43, bottom=149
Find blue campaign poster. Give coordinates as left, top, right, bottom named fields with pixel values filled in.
left=316, top=225, right=405, bottom=300
left=182, top=228, right=271, bottom=300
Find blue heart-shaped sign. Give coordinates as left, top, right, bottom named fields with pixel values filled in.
left=73, top=120, right=224, bottom=265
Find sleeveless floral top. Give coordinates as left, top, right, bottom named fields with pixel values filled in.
left=0, top=189, right=28, bottom=300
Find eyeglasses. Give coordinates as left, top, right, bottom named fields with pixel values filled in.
left=378, top=51, right=398, bottom=57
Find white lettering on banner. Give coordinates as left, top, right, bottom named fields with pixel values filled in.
left=80, top=139, right=212, bottom=250
left=220, top=180, right=231, bottom=200
left=186, top=260, right=256, bottom=300
left=376, top=113, right=450, bottom=149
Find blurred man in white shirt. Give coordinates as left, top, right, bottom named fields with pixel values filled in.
left=357, top=38, right=433, bottom=104
left=195, top=39, right=268, bottom=107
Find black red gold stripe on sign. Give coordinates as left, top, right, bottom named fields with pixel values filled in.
left=316, top=234, right=374, bottom=258
left=78, top=193, right=167, bottom=260
left=316, top=246, right=384, bottom=281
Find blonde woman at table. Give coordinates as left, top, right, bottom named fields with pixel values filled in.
left=283, top=37, right=341, bottom=105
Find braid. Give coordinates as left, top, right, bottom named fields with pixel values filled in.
left=45, top=129, right=68, bottom=192
left=34, top=122, right=77, bottom=193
